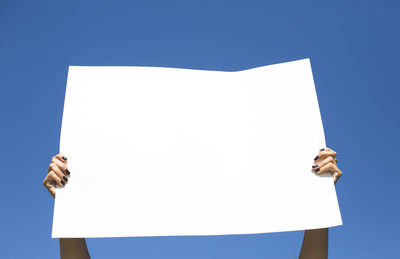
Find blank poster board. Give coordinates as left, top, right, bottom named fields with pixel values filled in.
left=52, top=59, right=342, bottom=238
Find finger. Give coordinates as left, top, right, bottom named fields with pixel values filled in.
left=48, top=170, right=65, bottom=187
left=49, top=163, right=68, bottom=185
left=315, top=162, right=338, bottom=175
left=43, top=173, right=58, bottom=198
left=53, top=154, right=68, bottom=165
left=51, top=157, right=70, bottom=176
left=314, top=149, right=336, bottom=162
left=312, top=156, right=336, bottom=171
left=43, top=173, right=57, bottom=188
left=333, top=170, right=343, bottom=184
left=320, top=147, right=334, bottom=152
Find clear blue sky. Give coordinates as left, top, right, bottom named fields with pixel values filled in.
left=0, top=0, right=399, bottom=258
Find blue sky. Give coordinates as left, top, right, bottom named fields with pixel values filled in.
left=1, top=0, right=399, bottom=258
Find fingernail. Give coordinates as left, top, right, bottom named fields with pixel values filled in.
left=65, top=169, right=70, bottom=175
left=62, top=176, right=68, bottom=182
left=62, top=156, right=67, bottom=161
left=315, top=168, right=320, bottom=173
left=320, top=148, right=325, bottom=151
left=312, top=165, right=318, bottom=168
left=60, top=180, right=65, bottom=185
left=314, top=155, right=319, bottom=161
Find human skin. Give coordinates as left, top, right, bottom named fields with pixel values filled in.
left=299, top=147, right=342, bottom=259
left=43, top=154, right=90, bottom=259
left=43, top=148, right=342, bottom=259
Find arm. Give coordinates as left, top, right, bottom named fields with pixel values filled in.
left=59, top=238, right=91, bottom=259
left=299, top=228, right=328, bottom=259
left=43, top=154, right=91, bottom=259
left=299, top=148, right=342, bottom=259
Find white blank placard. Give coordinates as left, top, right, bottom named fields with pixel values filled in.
left=52, top=59, right=342, bottom=238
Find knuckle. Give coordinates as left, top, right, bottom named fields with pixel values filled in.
left=51, top=163, right=58, bottom=170
left=51, top=171, right=59, bottom=179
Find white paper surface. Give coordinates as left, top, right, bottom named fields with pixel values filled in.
left=52, top=59, right=342, bottom=238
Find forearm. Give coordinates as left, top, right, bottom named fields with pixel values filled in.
left=299, top=228, right=328, bottom=259
left=60, top=238, right=90, bottom=259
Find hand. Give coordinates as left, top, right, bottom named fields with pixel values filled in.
left=42, top=154, right=70, bottom=198
left=311, top=147, right=342, bottom=184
